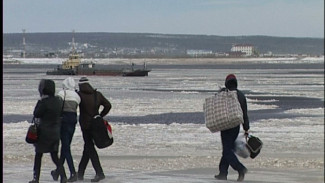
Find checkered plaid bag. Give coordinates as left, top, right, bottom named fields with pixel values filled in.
left=203, top=90, right=244, bottom=133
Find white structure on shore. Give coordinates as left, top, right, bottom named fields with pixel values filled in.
left=186, top=49, right=213, bottom=57
left=231, top=44, right=256, bottom=56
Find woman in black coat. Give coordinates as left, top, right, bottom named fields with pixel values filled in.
left=29, top=79, right=67, bottom=183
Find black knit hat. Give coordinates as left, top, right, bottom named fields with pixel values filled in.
left=79, top=77, right=89, bottom=84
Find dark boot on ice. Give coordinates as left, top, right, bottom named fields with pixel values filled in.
left=60, top=172, right=67, bottom=183
left=215, top=173, right=227, bottom=180
left=29, top=178, right=39, bottom=183
left=56, top=165, right=67, bottom=183
left=91, top=173, right=105, bottom=182
left=29, top=171, right=40, bottom=183
left=77, top=171, right=84, bottom=180
left=67, top=172, right=78, bottom=182
left=51, top=169, right=59, bottom=181
left=60, top=177, right=67, bottom=183
left=237, top=168, right=248, bottom=182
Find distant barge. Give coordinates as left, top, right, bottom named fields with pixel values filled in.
left=46, top=53, right=150, bottom=76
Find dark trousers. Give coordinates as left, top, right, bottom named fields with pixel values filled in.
left=219, top=125, right=246, bottom=176
left=59, top=112, right=77, bottom=175
left=33, top=152, right=66, bottom=180
left=78, top=128, right=103, bottom=176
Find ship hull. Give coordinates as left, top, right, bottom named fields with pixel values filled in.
left=46, top=69, right=76, bottom=75
left=123, top=70, right=150, bottom=76
left=46, top=68, right=150, bottom=76
left=46, top=55, right=150, bottom=76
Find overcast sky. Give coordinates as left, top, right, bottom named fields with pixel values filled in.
left=3, top=0, right=324, bottom=38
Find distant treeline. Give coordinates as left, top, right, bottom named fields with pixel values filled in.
left=3, top=32, right=324, bottom=57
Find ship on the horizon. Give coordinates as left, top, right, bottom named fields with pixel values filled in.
left=46, top=53, right=151, bottom=76
left=46, top=31, right=150, bottom=76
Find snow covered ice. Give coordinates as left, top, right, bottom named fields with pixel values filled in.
left=3, top=57, right=324, bottom=182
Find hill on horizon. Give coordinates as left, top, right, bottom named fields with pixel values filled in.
left=3, top=32, right=324, bottom=56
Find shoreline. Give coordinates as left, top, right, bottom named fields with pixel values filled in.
left=65, top=56, right=325, bottom=65
left=3, top=56, right=324, bottom=65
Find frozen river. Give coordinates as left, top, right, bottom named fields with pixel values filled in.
left=3, top=57, right=324, bottom=182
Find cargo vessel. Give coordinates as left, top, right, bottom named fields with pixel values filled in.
left=46, top=53, right=150, bottom=76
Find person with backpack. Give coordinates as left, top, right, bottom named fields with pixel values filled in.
left=77, top=77, right=112, bottom=182
left=214, top=74, right=250, bottom=182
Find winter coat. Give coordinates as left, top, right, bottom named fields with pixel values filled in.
left=78, top=83, right=112, bottom=130
left=221, top=77, right=250, bottom=131
left=57, top=77, right=81, bottom=113
left=33, top=79, right=63, bottom=153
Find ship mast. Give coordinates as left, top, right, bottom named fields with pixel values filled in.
left=22, top=29, right=26, bottom=58
left=72, top=29, right=76, bottom=54
left=61, top=30, right=81, bottom=69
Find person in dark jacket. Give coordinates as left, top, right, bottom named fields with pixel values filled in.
left=215, top=74, right=250, bottom=182
left=77, top=77, right=112, bottom=182
left=51, top=77, right=81, bottom=182
left=29, top=79, right=67, bottom=183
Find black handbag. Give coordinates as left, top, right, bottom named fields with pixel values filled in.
left=91, top=115, right=114, bottom=148
left=246, top=135, right=263, bottom=159
left=26, top=117, right=38, bottom=144
left=91, top=91, right=114, bottom=149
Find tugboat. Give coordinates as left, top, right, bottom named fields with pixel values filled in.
left=46, top=53, right=150, bottom=76
left=46, top=32, right=150, bottom=76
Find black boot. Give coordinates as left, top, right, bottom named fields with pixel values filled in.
left=67, top=172, right=78, bottom=182
left=56, top=164, right=67, bottom=183
left=59, top=170, right=67, bottom=183
left=60, top=177, right=67, bottom=183
left=237, top=168, right=248, bottom=182
left=215, top=174, right=227, bottom=180
left=28, top=178, right=39, bottom=183
left=77, top=171, right=84, bottom=180
left=30, top=169, right=40, bottom=183
left=91, top=173, right=105, bottom=182
left=51, top=169, right=59, bottom=181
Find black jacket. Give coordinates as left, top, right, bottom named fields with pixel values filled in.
left=34, top=79, right=63, bottom=153
left=78, top=83, right=112, bottom=130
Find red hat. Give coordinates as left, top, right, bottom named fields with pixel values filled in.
left=225, top=74, right=238, bottom=89
left=225, top=74, right=236, bottom=82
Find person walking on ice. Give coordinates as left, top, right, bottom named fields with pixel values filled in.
left=29, top=79, right=67, bottom=183
left=214, top=74, right=250, bottom=182
left=76, top=77, right=112, bottom=182
left=51, top=77, right=80, bottom=182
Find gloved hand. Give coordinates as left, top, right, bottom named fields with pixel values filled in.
left=244, top=130, right=250, bottom=137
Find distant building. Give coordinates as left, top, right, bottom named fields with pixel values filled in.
left=231, top=44, right=256, bottom=56
left=215, top=52, right=229, bottom=57
left=228, top=51, right=245, bottom=57
left=186, top=49, right=213, bottom=57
